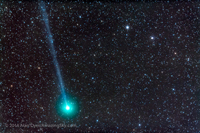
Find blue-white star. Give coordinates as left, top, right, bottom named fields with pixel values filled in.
left=126, top=25, right=129, bottom=30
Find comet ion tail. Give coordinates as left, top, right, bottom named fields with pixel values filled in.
left=40, top=1, right=80, bottom=119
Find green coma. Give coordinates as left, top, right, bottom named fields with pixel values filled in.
left=56, top=94, right=80, bottom=119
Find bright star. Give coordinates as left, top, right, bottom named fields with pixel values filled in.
left=126, top=25, right=129, bottom=30
left=151, top=36, right=154, bottom=40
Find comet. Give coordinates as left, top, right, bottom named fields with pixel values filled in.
left=39, top=1, right=79, bottom=118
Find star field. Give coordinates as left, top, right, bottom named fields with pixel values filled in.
left=2, top=1, right=200, bottom=132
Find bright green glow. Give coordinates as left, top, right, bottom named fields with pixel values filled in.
left=56, top=94, right=80, bottom=119
left=61, top=102, right=74, bottom=114
left=66, top=105, right=70, bottom=110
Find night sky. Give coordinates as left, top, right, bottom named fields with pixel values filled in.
left=2, top=1, right=200, bottom=132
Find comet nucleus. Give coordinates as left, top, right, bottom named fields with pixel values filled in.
left=56, top=93, right=80, bottom=119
